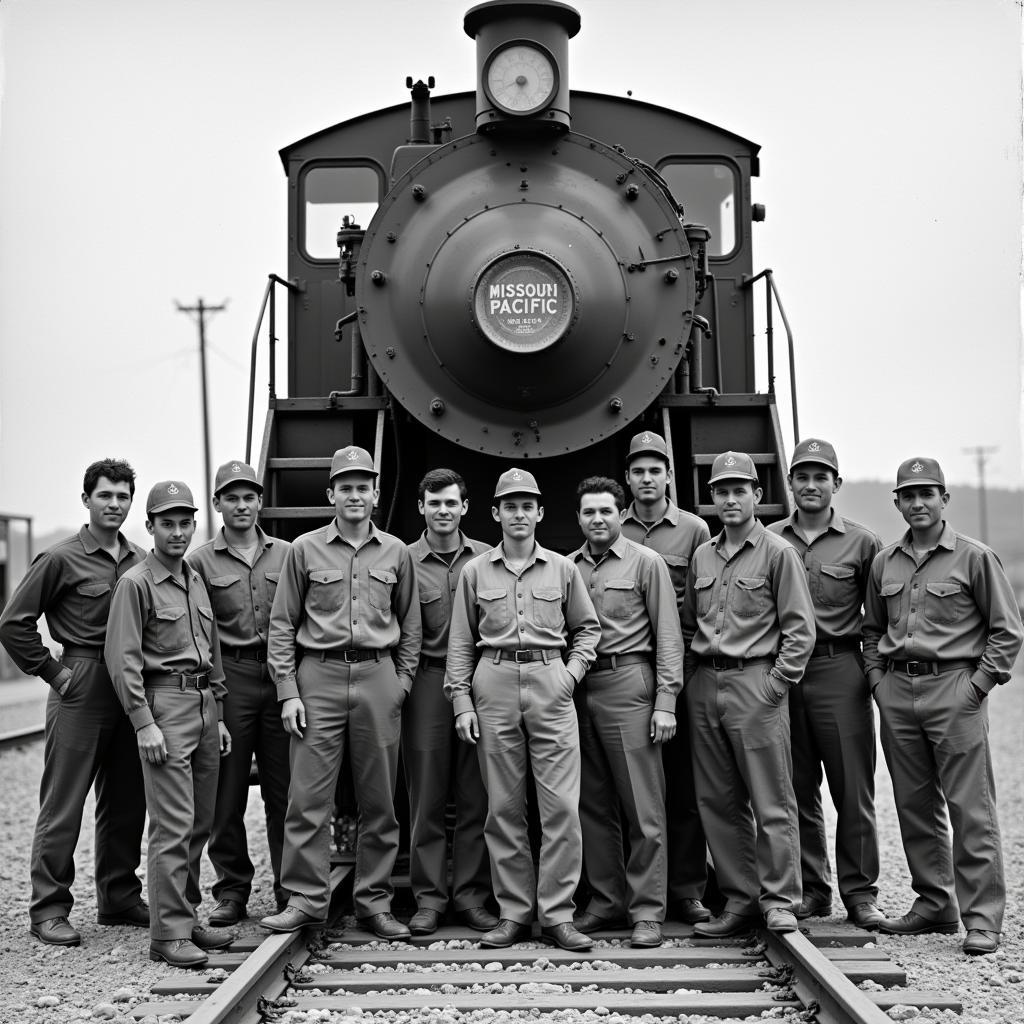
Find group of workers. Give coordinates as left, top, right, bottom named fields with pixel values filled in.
left=0, top=431, right=1019, bottom=968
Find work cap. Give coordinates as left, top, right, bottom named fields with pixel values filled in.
left=708, top=451, right=759, bottom=486
left=329, top=446, right=377, bottom=480
left=494, top=467, right=542, bottom=499
left=147, top=480, right=198, bottom=515
left=790, top=438, right=839, bottom=474
left=626, top=430, right=669, bottom=462
left=893, top=457, right=945, bottom=492
left=214, top=460, right=262, bottom=496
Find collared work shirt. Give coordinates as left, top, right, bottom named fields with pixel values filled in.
left=682, top=520, right=815, bottom=686
left=406, top=531, right=491, bottom=660
left=0, top=525, right=144, bottom=684
left=268, top=519, right=421, bottom=701
left=105, top=552, right=226, bottom=730
left=189, top=527, right=291, bottom=648
left=768, top=510, right=881, bottom=642
left=862, top=522, right=1023, bottom=692
left=621, top=499, right=711, bottom=614
left=570, top=534, right=684, bottom=713
left=444, top=542, right=600, bottom=716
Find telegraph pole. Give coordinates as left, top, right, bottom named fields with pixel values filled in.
left=176, top=298, right=228, bottom=540
left=962, top=445, right=998, bottom=544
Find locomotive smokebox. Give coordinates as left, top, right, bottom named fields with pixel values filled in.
left=464, top=0, right=580, bottom=133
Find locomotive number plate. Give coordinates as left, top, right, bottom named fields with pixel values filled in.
left=472, top=251, right=575, bottom=354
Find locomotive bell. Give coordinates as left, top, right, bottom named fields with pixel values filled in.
left=464, top=0, right=580, bottom=133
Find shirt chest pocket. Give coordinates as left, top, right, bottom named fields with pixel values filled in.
left=308, top=569, right=346, bottom=613
left=368, top=568, right=397, bottom=611
left=207, top=575, right=244, bottom=619
left=478, top=587, right=510, bottom=630
left=733, top=576, right=768, bottom=619
left=532, top=586, right=563, bottom=629
left=602, top=578, right=640, bottom=621
left=817, top=563, right=858, bottom=609
left=924, top=580, right=966, bottom=625
left=265, top=571, right=281, bottom=597
left=419, top=586, right=447, bottom=633
left=660, top=554, right=689, bottom=598
left=76, top=581, right=112, bottom=630
left=694, top=576, right=715, bottom=618
left=153, top=606, right=190, bottom=651
left=879, top=581, right=904, bottom=625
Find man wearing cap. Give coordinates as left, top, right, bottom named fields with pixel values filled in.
left=105, top=480, right=233, bottom=968
left=190, top=461, right=291, bottom=927
left=569, top=476, right=683, bottom=949
left=620, top=430, right=712, bottom=925
left=863, top=457, right=1023, bottom=955
left=682, top=451, right=814, bottom=936
left=0, top=459, right=148, bottom=947
left=403, top=468, right=496, bottom=936
left=767, top=439, right=884, bottom=929
left=445, top=467, right=600, bottom=952
left=260, top=446, right=421, bottom=940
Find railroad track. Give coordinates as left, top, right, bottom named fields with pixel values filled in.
left=134, top=868, right=961, bottom=1024
left=0, top=724, right=45, bottom=753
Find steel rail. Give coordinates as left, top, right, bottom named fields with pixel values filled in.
left=0, top=724, right=45, bottom=752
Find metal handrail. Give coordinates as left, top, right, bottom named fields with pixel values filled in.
left=741, top=268, right=800, bottom=445
left=245, top=274, right=302, bottom=463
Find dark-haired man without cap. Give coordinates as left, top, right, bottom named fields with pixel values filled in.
left=403, top=468, right=496, bottom=936
left=570, top=476, right=683, bottom=949
left=0, top=459, right=148, bottom=947
left=445, top=468, right=600, bottom=952
left=190, top=461, right=292, bottom=926
left=683, top=452, right=814, bottom=937
left=768, top=439, right=884, bottom=930
left=105, top=480, right=233, bottom=968
left=260, top=446, right=421, bottom=941
left=863, top=457, right=1023, bottom=956
left=619, top=430, right=712, bottom=925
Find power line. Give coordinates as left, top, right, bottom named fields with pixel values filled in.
left=962, top=445, right=998, bottom=544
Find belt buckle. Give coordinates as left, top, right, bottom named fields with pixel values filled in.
left=905, top=661, right=922, bottom=676
left=342, top=650, right=359, bottom=663
left=179, top=673, right=198, bottom=690
left=711, top=657, right=727, bottom=671
left=513, top=650, right=531, bottom=664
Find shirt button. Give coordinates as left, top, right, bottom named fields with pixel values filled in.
left=519, top=610, right=524, bottom=615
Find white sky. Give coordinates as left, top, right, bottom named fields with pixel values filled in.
left=1, top=0, right=1021, bottom=536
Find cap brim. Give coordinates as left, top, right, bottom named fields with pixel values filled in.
left=708, top=473, right=758, bottom=486
left=789, top=456, right=838, bottom=472
left=493, top=488, right=542, bottom=499
left=214, top=481, right=263, bottom=496
left=893, top=478, right=944, bottom=491
left=330, top=468, right=378, bottom=478
left=148, top=502, right=199, bottom=514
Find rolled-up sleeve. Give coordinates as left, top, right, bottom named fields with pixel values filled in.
left=105, top=577, right=153, bottom=730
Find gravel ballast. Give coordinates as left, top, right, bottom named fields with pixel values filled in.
left=0, top=667, right=1022, bottom=1024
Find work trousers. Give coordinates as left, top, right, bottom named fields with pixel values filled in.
left=141, top=686, right=220, bottom=941
left=209, top=657, right=290, bottom=908
left=791, top=651, right=879, bottom=908
left=663, top=693, right=708, bottom=905
left=875, top=666, right=1003, bottom=931
left=282, top=653, right=406, bottom=920
left=473, top=654, right=582, bottom=926
left=576, top=661, right=667, bottom=923
left=402, top=661, right=491, bottom=913
left=30, top=652, right=146, bottom=923
left=687, top=662, right=801, bottom=917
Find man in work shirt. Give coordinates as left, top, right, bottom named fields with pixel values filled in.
left=190, top=461, right=291, bottom=926
left=445, top=468, right=600, bottom=952
left=260, top=446, right=421, bottom=940
left=863, top=457, right=1023, bottom=956
left=767, top=439, right=884, bottom=930
left=105, top=480, right=233, bottom=968
left=620, top=430, right=712, bottom=925
left=0, top=459, right=147, bottom=947
left=403, top=468, right=496, bottom=936
left=683, top=451, right=815, bottom=936
left=569, top=476, right=683, bottom=950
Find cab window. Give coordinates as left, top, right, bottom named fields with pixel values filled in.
left=302, top=165, right=380, bottom=261
left=657, top=162, right=737, bottom=258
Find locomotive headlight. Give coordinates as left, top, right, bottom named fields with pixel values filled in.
left=484, top=42, right=558, bottom=116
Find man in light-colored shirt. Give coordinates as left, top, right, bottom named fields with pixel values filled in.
left=445, top=468, right=600, bottom=952
left=260, top=447, right=421, bottom=940
left=682, top=452, right=814, bottom=937
left=863, top=457, right=1023, bottom=956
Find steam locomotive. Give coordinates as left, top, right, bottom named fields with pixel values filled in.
left=248, top=0, right=797, bottom=540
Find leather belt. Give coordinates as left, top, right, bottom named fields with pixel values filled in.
left=482, top=648, right=562, bottom=664
left=591, top=653, right=650, bottom=673
left=810, top=638, right=861, bottom=659
left=318, top=648, right=387, bottom=664
left=61, top=644, right=104, bottom=661
left=420, top=655, right=447, bottom=672
left=145, top=671, right=210, bottom=691
left=887, top=658, right=977, bottom=677
left=697, top=655, right=772, bottom=671
left=221, top=645, right=268, bottom=663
